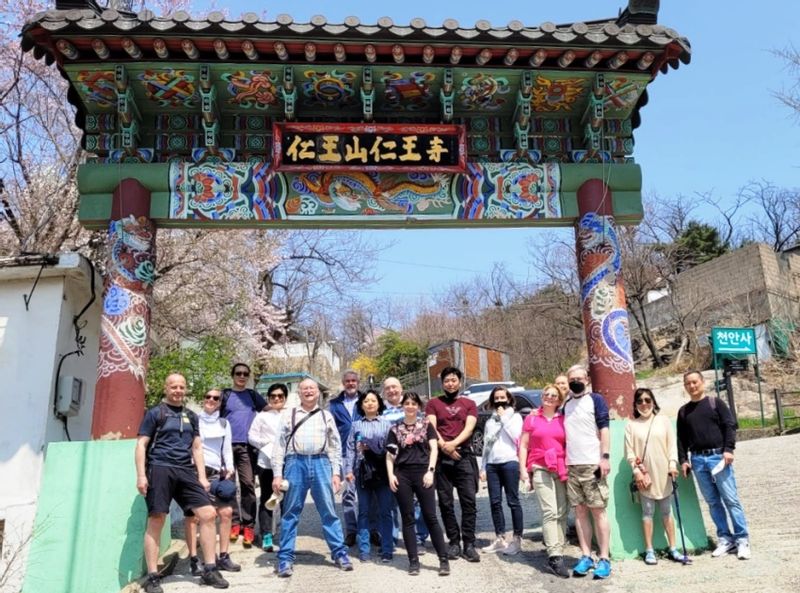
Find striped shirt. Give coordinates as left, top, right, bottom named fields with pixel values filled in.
left=343, top=416, right=392, bottom=476
left=382, top=404, right=405, bottom=424
left=271, top=406, right=341, bottom=477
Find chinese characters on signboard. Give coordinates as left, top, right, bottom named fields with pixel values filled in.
left=273, top=123, right=466, bottom=172
left=711, top=327, right=757, bottom=355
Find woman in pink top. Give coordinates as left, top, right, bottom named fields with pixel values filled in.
left=518, top=384, right=570, bottom=578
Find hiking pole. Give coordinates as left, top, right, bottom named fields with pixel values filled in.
left=671, top=476, right=692, bottom=565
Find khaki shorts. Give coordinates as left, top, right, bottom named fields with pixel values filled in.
left=567, top=464, right=609, bottom=508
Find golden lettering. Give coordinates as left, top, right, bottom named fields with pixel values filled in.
left=426, top=136, right=449, bottom=163
left=285, top=135, right=315, bottom=161
left=344, top=135, right=368, bottom=163
left=318, top=134, right=342, bottom=163
left=399, top=135, right=421, bottom=161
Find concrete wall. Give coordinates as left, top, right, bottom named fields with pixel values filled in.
left=632, top=243, right=800, bottom=340
left=0, top=255, right=101, bottom=592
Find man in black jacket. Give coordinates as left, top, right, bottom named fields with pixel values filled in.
left=678, top=370, right=751, bottom=560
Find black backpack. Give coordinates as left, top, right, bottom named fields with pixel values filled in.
left=146, top=402, right=198, bottom=460
left=220, top=388, right=262, bottom=416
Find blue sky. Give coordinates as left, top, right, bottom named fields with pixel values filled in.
left=222, top=0, right=800, bottom=302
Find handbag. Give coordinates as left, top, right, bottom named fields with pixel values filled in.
left=357, top=448, right=386, bottom=489
left=629, top=417, right=655, bottom=502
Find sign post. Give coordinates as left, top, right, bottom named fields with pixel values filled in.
left=710, top=327, right=764, bottom=427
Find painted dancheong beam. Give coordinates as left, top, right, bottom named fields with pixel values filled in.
left=77, top=161, right=642, bottom=229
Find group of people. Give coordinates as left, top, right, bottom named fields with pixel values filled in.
left=134, top=363, right=751, bottom=592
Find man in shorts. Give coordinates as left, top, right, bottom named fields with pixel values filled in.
left=135, top=374, right=228, bottom=592
left=562, top=365, right=612, bottom=579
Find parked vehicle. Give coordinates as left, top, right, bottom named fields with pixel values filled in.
left=463, top=381, right=524, bottom=409
left=470, top=389, right=542, bottom=457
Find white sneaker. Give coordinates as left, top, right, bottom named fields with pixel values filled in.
left=481, top=536, right=507, bottom=553
left=711, top=539, right=736, bottom=557
left=736, top=540, right=751, bottom=560
left=502, top=535, right=521, bottom=556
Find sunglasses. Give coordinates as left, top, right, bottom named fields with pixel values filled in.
left=234, top=371, right=250, bottom=377
left=542, top=392, right=560, bottom=398
left=269, top=393, right=286, bottom=399
left=636, top=397, right=653, bottom=405
left=204, top=395, right=221, bottom=401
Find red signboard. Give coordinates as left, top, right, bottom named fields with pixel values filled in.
left=273, top=122, right=466, bottom=173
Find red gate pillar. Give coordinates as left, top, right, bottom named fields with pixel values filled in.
left=575, top=179, right=636, bottom=418
left=91, top=179, right=156, bottom=438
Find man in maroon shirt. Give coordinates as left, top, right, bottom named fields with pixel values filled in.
left=425, top=367, right=480, bottom=562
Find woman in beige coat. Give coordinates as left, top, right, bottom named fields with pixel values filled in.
left=624, top=388, right=683, bottom=565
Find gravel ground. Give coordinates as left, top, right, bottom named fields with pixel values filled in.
left=152, top=433, right=800, bottom=593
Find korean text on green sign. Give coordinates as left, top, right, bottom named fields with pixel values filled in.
left=711, top=327, right=756, bottom=355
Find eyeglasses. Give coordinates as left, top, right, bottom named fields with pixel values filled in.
left=204, top=395, right=221, bottom=401
left=269, top=393, right=286, bottom=399
left=542, top=392, right=560, bottom=399
left=234, top=371, right=250, bottom=377
left=636, top=397, right=653, bottom=405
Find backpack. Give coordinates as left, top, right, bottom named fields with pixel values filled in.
left=678, top=395, right=737, bottom=429
left=220, top=388, right=261, bottom=416
left=146, top=402, right=198, bottom=461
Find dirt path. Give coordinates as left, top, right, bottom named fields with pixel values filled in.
left=154, top=433, right=800, bottom=593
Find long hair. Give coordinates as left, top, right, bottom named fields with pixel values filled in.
left=488, top=386, right=516, bottom=409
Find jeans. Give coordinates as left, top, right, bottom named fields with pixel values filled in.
left=356, top=481, right=394, bottom=557
left=486, top=461, right=523, bottom=536
left=231, top=443, right=259, bottom=527
left=392, top=500, right=429, bottom=544
left=257, top=467, right=274, bottom=537
left=277, top=455, right=347, bottom=564
left=436, top=454, right=478, bottom=547
left=395, top=466, right=448, bottom=562
left=340, top=460, right=358, bottom=536
left=691, top=452, right=749, bottom=543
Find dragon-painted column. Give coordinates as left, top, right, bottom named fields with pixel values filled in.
left=575, top=178, right=636, bottom=418
left=91, top=179, right=156, bottom=438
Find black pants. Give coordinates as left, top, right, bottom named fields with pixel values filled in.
left=394, top=465, right=447, bottom=562
left=231, top=443, right=259, bottom=527
left=257, top=466, right=274, bottom=537
left=435, top=454, right=478, bottom=547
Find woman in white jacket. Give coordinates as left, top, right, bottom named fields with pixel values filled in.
left=185, top=388, right=239, bottom=575
left=479, top=386, right=524, bottom=556
left=248, top=382, right=288, bottom=551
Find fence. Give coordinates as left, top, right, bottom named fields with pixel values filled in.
left=773, top=389, right=800, bottom=432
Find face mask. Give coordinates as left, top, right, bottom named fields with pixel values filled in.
left=494, top=400, right=509, bottom=408
left=568, top=381, right=585, bottom=394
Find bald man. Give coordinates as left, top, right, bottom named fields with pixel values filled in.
left=135, top=374, right=228, bottom=592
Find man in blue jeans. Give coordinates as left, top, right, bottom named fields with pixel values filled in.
left=271, top=379, right=353, bottom=577
left=678, top=370, right=751, bottom=560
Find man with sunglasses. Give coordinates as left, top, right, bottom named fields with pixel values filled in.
left=135, top=374, right=228, bottom=592
left=221, top=363, right=267, bottom=548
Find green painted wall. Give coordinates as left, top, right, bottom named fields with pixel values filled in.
left=22, top=440, right=170, bottom=593
left=608, top=419, right=709, bottom=559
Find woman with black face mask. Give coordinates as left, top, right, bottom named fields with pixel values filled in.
left=479, top=387, right=524, bottom=556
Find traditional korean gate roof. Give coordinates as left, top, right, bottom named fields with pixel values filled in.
left=21, top=3, right=690, bottom=166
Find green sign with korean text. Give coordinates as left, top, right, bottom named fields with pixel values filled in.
left=711, top=327, right=757, bottom=355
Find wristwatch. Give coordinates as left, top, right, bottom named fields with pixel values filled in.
left=602, top=453, right=610, bottom=460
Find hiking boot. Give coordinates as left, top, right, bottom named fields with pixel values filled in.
left=593, top=558, right=611, bottom=580
left=408, top=559, right=420, bottom=575
left=502, top=535, right=521, bottom=556
left=711, top=538, right=736, bottom=557
left=242, top=526, right=255, bottom=548
left=335, top=553, right=354, bottom=571
left=547, top=556, right=570, bottom=579
left=644, top=549, right=657, bottom=565
left=447, top=542, right=461, bottom=559
left=481, top=536, right=507, bottom=554
left=438, top=559, right=450, bottom=576
left=344, top=533, right=356, bottom=547
left=572, top=555, right=595, bottom=576
left=261, top=533, right=274, bottom=552
left=189, top=555, right=203, bottom=576
left=462, top=545, right=480, bottom=563
left=143, top=573, right=163, bottom=593
left=229, top=524, right=240, bottom=542
left=200, top=568, right=229, bottom=589
left=737, top=540, right=751, bottom=560
left=216, top=553, right=241, bottom=572
left=276, top=561, right=293, bottom=578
